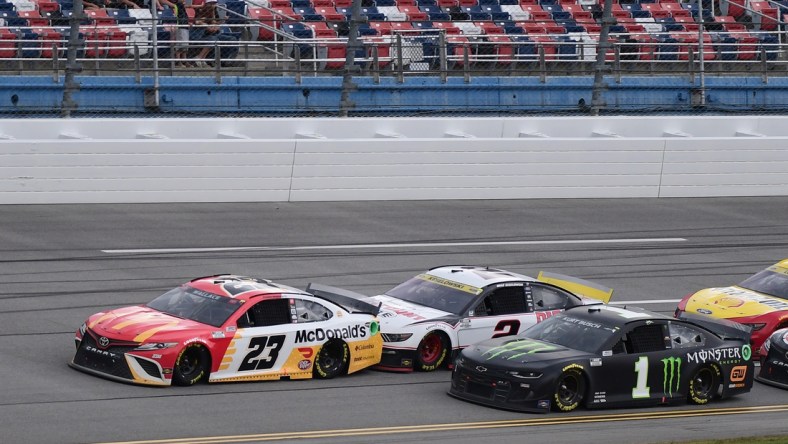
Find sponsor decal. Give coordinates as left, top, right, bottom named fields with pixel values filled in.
left=537, top=400, right=551, bottom=410
left=400, top=358, right=413, bottom=367
left=298, top=360, right=311, bottom=370
left=728, top=383, right=746, bottom=388
left=686, top=347, right=744, bottom=364
left=226, top=326, right=237, bottom=333
left=590, top=358, right=602, bottom=367
left=562, top=363, right=584, bottom=372
left=355, top=344, right=375, bottom=351
left=661, top=357, right=681, bottom=397
left=592, top=391, right=607, bottom=404
left=482, top=340, right=559, bottom=361
left=381, top=304, right=427, bottom=321
left=496, top=283, right=524, bottom=288
left=379, top=311, right=395, bottom=318
left=696, top=308, right=713, bottom=315
left=562, top=316, right=603, bottom=329
left=98, top=336, right=110, bottom=348
left=536, top=310, right=562, bottom=323
left=730, top=365, right=747, bottom=383
left=298, top=347, right=314, bottom=359
left=602, top=350, right=613, bottom=357
left=417, top=274, right=482, bottom=295
left=713, top=288, right=788, bottom=311
left=152, top=354, right=162, bottom=359
left=295, top=325, right=367, bottom=344
left=212, top=331, right=226, bottom=339
left=475, top=365, right=487, bottom=372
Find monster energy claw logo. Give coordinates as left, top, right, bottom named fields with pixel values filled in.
left=483, top=340, right=558, bottom=361
left=661, top=357, right=681, bottom=397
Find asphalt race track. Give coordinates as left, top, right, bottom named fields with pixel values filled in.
left=1, top=197, right=787, bottom=444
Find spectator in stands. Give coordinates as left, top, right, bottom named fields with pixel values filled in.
left=162, top=0, right=191, bottom=67
left=193, top=0, right=223, bottom=67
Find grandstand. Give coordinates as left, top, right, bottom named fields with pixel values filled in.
left=0, top=0, right=786, bottom=75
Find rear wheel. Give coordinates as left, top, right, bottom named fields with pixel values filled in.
left=688, top=366, right=718, bottom=404
left=415, top=332, right=448, bottom=372
left=172, top=345, right=209, bottom=386
left=553, top=368, right=585, bottom=412
left=313, top=341, right=349, bottom=379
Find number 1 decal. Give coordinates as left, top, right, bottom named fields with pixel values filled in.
left=632, top=356, right=650, bottom=398
left=492, top=320, right=521, bottom=338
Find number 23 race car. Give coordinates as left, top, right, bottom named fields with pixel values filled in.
left=364, top=265, right=613, bottom=372
left=449, top=305, right=754, bottom=413
left=70, top=275, right=382, bottom=386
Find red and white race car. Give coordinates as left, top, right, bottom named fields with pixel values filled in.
left=363, top=265, right=613, bottom=372
left=70, top=275, right=382, bottom=386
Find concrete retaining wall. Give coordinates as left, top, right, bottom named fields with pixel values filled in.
left=1, top=116, right=787, bottom=203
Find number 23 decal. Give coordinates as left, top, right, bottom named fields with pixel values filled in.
left=492, top=320, right=521, bottom=338
left=239, top=335, right=286, bottom=371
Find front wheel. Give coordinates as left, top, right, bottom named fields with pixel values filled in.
left=553, top=368, right=585, bottom=412
left=313, top=341, right=349, bottom=379
left=688, top=366, right=719, bottom=404
left=415, top=332, right=448, bottom=372
left=172, top=345, right=209, bottom=386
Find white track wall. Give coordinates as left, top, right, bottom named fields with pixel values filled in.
left=1, top=116, right=787, bottom=204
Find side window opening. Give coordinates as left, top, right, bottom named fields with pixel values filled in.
left=241, top=298, right=292, bottom=327
left=487, top=287, right=526, bottom=316
left=625, top=323, right=668, bottom=354
left=668, top=322, right=706, bottom=349
left=531, top=284, right=570, bottom=310
left=295, top=299, right=333, bottom=323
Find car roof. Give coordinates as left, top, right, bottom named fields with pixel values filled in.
left=565, top=304, right=672, bottom=325
left=426, top=265, right=535, bottom=288
left=771, top=259, right=788, bottom=270
left=188, top=275, right=308, bottom=300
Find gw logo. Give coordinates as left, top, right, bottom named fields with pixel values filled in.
left=661, top=357, right=682, bottom=397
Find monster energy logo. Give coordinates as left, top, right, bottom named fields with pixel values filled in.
left=483, top=340, right=558, bottom=361
left=661, top=357, right=682, bottom=397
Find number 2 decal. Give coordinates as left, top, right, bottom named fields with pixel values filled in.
left=239, top=335, right=286, bottom=371
left=492, top=320, right=521, bottom=338
left=632, top=356, right=650, bottom=398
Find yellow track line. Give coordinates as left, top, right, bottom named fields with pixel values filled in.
left=99, top=404, right=788, bottom=444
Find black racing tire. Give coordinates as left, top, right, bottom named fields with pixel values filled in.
left=415, top=332, right=449, bottom=372
left=172, top=345, right=209, bottom=386
left=313, top=340, right=349, bottom=379
left=688, top=365, right=719, bottom=405
left=553, top=367, right=586, bottom=412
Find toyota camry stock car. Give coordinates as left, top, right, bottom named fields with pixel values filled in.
left=675, top=259, right=788, bottom=357
left=70, top=275, right=383, bottom=386
left=757, top=327, right=788, bottom=389
left=363, top=265, right=614, bottom=372
left=449, top=305, right=754, bottom=413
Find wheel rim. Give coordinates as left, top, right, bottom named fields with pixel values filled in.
left=178, top=349, right=200, bottom=376
left=319, top=343, right=342, bottom=373
left=419, top=334, right=443, bottom=364
left=557, top=374, right=581, bottom=405
left=693, top=368, right=713, bottom=396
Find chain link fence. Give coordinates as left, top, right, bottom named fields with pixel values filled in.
left=0, top=0, right=787, bottom=116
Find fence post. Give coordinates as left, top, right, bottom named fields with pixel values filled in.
left=396, top=33, right=404, bottom=84
left=439, top=31, right=447, bottom=84
left=538, top=45, right=546, bottom=83
left=463, top=44, right=470, bottom=83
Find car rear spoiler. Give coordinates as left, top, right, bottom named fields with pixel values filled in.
left=305, top=283, right=382, bottom=317
left=676, top=312, right=753, bottom=342
left=537, top=271, right=614, bottom=303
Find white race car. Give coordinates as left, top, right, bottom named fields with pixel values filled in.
left=366, top=265, right=613, bottom=372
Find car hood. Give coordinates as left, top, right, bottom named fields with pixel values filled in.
left=461, top=336, right=581, bottom=366
left=685, top=286, right=788, bottom=319
left=365, top=295, right=454, bottom=331
left=86, top=305, right=207, bottom=343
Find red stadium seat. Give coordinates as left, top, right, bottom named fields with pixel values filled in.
left=85, top=9, right=116, bottom=27
left=36, top=28, right=62, bottom=59
left=83, top=28, right=109, bottom=58
left=398, top=6, right=428, bottom=20
left=431, top=21, right=461, bottom=34
left=307, top=21, right=337, bottom=38
left=369, top=21, right=393, bottom=35
left=107, top=29, right=128, bottom=57
left=19, top=11, right=49, bottom=27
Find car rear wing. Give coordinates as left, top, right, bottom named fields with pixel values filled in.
left=537, top=271, right=614, bottom=303
left=677, top=312, right=753, bottom=342
left=305, top=283, right=382, bottom=317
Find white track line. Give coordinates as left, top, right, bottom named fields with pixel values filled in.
left=102, top=237, right=687, bottom=254
left=610, top=299, right=681, bottom=305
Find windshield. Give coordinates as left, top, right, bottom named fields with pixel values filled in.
left=520, top=314, right=618, bottom=353
left=147, top=286, right=243, bottom=327
left=739, top=269, right=788, bottom=299
left=385, top=274, right=482, bottom=315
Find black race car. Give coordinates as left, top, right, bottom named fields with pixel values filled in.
left=449, top=305, right=754, bottom=413
left=756, top=327, right=788, bottom=389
